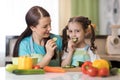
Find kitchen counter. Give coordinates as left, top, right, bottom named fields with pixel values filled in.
left=0, top=67, right=120, bottom=80
left=99, top=54, right=120, bottom=61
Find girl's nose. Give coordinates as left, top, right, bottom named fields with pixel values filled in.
left=72, top=32, right=76, bottom=36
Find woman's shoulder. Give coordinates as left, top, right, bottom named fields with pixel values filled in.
left=20, top=36, right=31, bottom=44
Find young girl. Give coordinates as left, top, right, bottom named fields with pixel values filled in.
left=13, top=6, right=62, bottom=67
left=61, top=16, right=100, bottom=67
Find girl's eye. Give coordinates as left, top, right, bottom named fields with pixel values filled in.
left=68, top=30, right=72, bottom=33
left=76, top=30, right=80, bottom=32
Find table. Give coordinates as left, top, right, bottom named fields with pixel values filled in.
left=1, top=67, right=120, bottom=80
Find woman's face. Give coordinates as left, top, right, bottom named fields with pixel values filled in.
left=68, top=22, right=86, bottom=43
left=31, top=17, right=51, bottom=38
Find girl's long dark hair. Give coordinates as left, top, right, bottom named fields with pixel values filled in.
left=89, top=25, right=97, bottom=52
left=62, top=16, right=97, bottom=53
left=13, top=6, right=50, bottom=57
left=62, top=26, right=68, bottom=52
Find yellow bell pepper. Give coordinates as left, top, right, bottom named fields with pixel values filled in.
left=92, top=59, right=109, bottom=70
left=18, top=56, right=33, bottom=70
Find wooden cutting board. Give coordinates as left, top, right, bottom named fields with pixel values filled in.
left=63, top=67, right=81, bottom=72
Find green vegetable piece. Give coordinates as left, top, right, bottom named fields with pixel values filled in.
left=118, top=69, right=120, bottom=73
left=78, top=61, right=84, bottom=67
left=12, top=69, right=45, bottom=75
left=62, top=65, right=75, bottom=68
left=62, top=65, right=71, bottom=68
left=110, top=67, right=118, bottom=75
left=52, top=37, right=57, bottom=41
left=72, top=38, right=78, bottom=42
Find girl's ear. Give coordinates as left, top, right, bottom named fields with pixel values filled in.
left=85, top=26, right=91, bottom=37
left=85, top=24, right=96, bottom=37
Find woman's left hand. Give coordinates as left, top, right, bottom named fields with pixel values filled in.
left=45, top=39, right=57, bottom=57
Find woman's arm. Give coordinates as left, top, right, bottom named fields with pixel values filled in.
left=37, top=52, right=53, bottom=68
left=37, top=39, right=57, bottom=67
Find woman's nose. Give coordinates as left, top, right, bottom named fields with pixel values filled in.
left=48, top=25, right=51, bottom=31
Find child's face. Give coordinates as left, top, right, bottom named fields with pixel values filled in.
left=31, top=17, right=51, bottom=38
left=68, top=22, right=85, bottom=43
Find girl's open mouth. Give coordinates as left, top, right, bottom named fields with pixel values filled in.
left=72, top=38, right=78, bottom=43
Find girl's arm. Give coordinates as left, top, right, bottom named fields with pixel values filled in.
left=61, top=51, right=73, bottom=67
left=61, top=40, right=75, bottom=67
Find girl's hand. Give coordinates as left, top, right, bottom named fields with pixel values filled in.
left=68, top=39, right=75, bottom=53
left=45, top=39, right=57, bottom=57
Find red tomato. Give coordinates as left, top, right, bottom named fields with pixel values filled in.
left=87, top=67, right=98, bottom=77
left=81, top=61, right=92, bottom=74
left=98, top=67, right=109, bottom=77
left=33, top=65, right=40, bottom=69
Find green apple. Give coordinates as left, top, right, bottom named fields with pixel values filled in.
left=5, top=64, right=18, bottom=72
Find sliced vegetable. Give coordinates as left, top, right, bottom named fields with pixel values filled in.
left=72, top=38, right=78, bottom=43
left=78, top=61, right=84, bottom=67
left=12, top=69, right=45, bottom=75
left=52, top=37, right=57, bottom=41
left=43, top=66, right=65, bottom=73
left=110, top=67, right=118, bottom=75
left=118, top=68, right=120, bottom=73
left=62, top=65, right=75, bottom=68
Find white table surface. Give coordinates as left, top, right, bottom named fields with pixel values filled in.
left=1, top=67, right=120, bottom=80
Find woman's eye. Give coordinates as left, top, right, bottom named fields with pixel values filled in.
left=43, top=23, right=51, bottom=28
left=43, top=25, right=48, bottom=28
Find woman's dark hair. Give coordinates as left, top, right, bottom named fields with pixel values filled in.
left=13, top=6, right=50, bottom=57
left=62, top=16, right=97, bottom=53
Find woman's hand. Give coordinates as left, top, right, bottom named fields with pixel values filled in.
left=45, top=39, right=57, bottom=57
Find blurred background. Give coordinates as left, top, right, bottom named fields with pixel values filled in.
left=0, top=0, right=120, bottom=66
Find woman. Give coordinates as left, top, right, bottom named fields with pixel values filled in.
left=13, top=6, right=62, bottom=67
